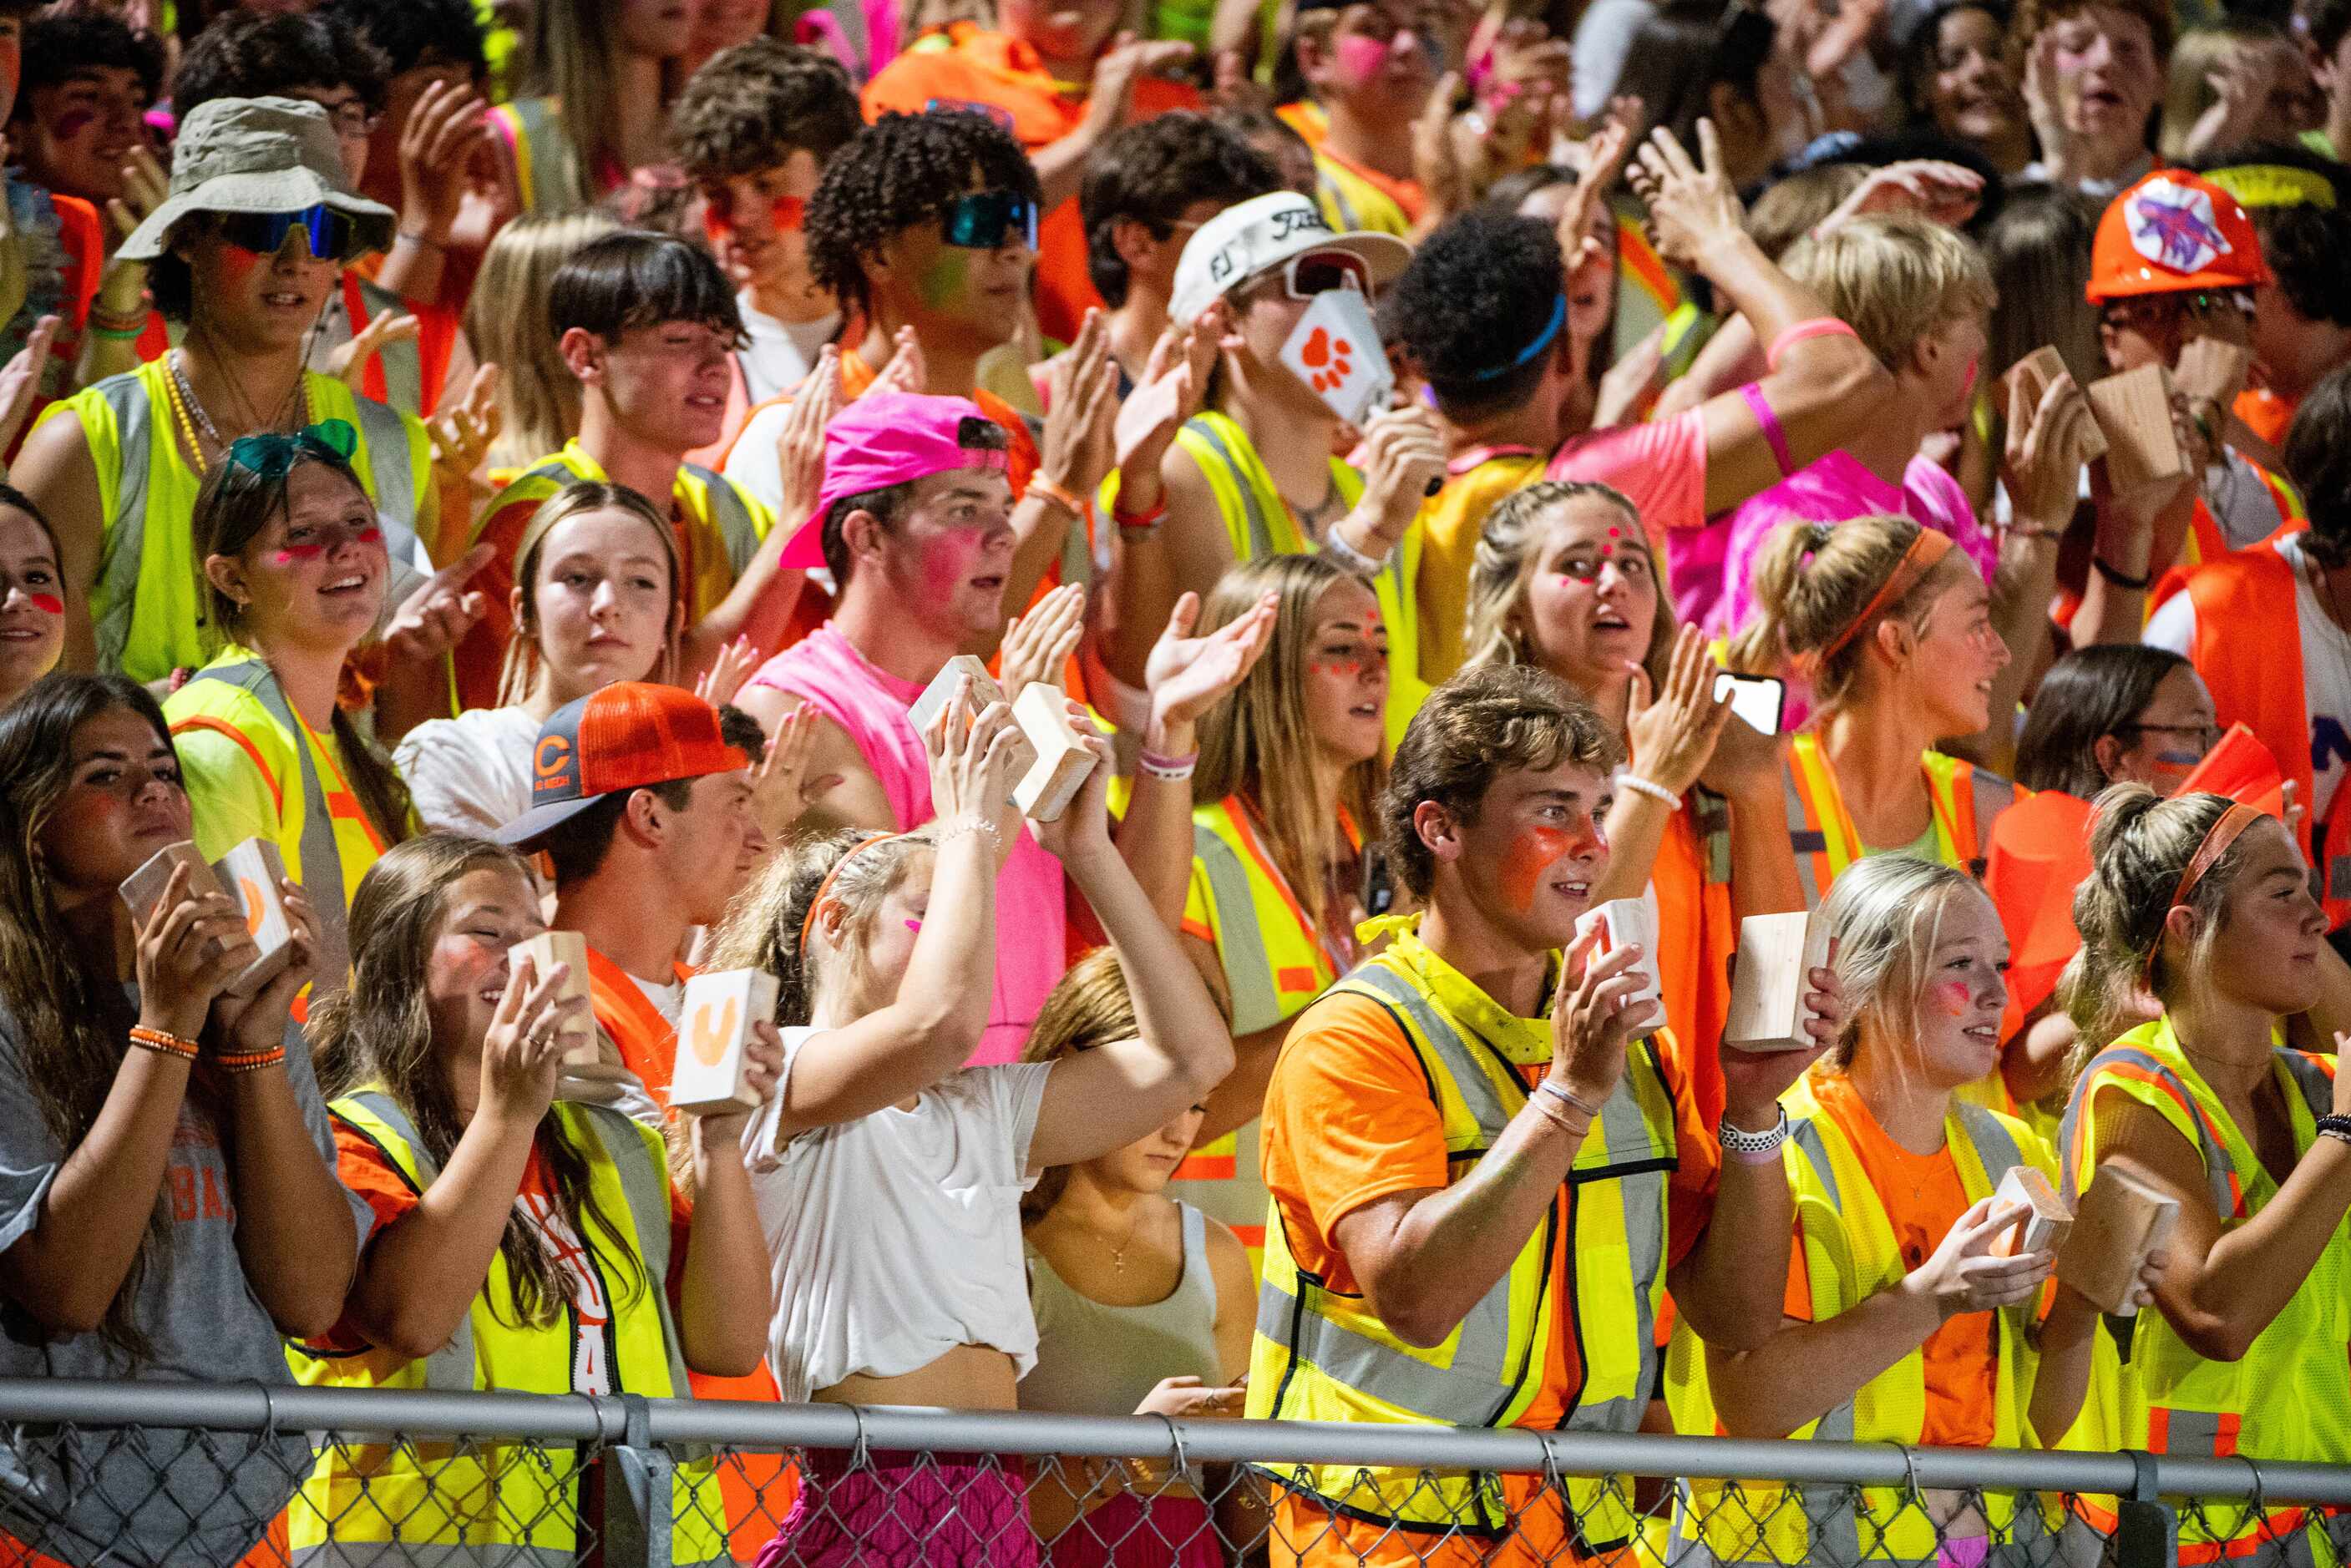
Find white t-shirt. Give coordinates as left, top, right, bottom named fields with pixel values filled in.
left=2145, top=529, right=2351, bottom=822
left=737, top=293, right=839, bottom=407
left=393, top=705, right=543, bottom=839
left=630, top=971, right=683, bottom=1022
left=722, top=397, right=802, bottom=519
left=745, top=1026, right=1053, bottom=1401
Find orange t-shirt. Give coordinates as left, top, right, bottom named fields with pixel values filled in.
left=861, top=25, right=1201, bottom=344
left=1784, top=1074, right=1997, bottom=1450
left=1259, top=987, right=1720, bottom=1433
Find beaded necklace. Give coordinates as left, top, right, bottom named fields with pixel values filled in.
left=161, top=351, right=312, bottom=474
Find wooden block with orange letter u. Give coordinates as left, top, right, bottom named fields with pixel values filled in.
left=673, top=969, right=778, bottom=1116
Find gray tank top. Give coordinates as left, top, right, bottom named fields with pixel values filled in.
left=1019, top=1202, right=1224, bottom=1417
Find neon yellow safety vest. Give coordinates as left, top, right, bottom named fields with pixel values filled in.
left=165, top=648, right=403, bottom=995
left=1664, top=1075, right=2055, bottom=1566
left=1173, top=409, right=1428, bottom=747
left=1310, top=149, right=1411, bottom=238
left=2055, top=1017, right=2351, bottom=1565
left=488, top=441, right=769, bottom=619
left=44, top=359, right=433, bottom=682
left=1783, top=732, right=2019, bottom=906
left=1246, top=918, right=1679, bottom=1547
left=489, top=95, right=586, bottom=215
left=289, top=1090, right=728, bottom=1566
left=1171, top=793, right=1344, bottom=1272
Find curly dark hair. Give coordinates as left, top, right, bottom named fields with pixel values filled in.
left=18, top=8, right=167, bottom=107
left=319, top=0, right=487, bottom=83
left=171, top=8, right=390, bottom=118
left=670, top=37, right=863, bottom=181
left=1389, top=210, right=1569, bottom=421
left=805, top=109, right=1041, bottom=319
left=1079, top=112, right=1279, bottom=306
left=2182, top=143, right=2351, bottom=329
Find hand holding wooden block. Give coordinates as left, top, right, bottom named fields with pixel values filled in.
left=671, top=969, right=779, bottom=1115
left=1572, top=898, right=1663, bottom=1011
left=512, top=930, right=599, bottom=1065
left=1724, top=909, right=1834, bottom=1052
left=909, top=655, right=1006, bottom=735
left=1989, top=1165, right=2074, bottom=1259
left=2058, top=1166, right=2180, bottom=1314
left=212, top=838, right=295, bottom=995
left=121, top=841, right=228, bottom=924
left=2004, top=345, right=2106, bottom=459
left=2087, top=364, right=2186, bottom=490
left=1011, top=683, right=1101, bottom=822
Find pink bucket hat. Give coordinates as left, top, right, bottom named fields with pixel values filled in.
left=780, top=391, right=1012, bottom=570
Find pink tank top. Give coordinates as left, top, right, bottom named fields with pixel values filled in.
left=746, top=624, right=1066, bottom=1064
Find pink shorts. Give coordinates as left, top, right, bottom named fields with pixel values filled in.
left=753, top=1448, right=1038, bottom=1568
left=1038, top=1492, right=1223, bottom=1567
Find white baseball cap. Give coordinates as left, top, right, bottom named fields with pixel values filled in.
left=1168, top=191, right=1411, bottom=326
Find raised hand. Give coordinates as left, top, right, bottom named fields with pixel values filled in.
left=1146, top=589, right=1278, bottom=735
left=1547, top=920, right=1659, bottom=1110
left=873, top=326, right=926, bottom=396
left=922, top=677, right=1026, bottom=850
left=1001, top=580, right=1089, bottom=696
left=428, top=362, right=504, bottom=483
left=750, top=706, right=833, bottom=842
left=398, top=78, right=491, bottom=248
left=695, top=635, right=761, bottom=710
left=477, top=953, right=580, bottom=1129
left=383, top=542, right=494, bottom=665
left=1346, top=406, right=1447, bottom=555
left=330, top=310, right=423, bottom=391
left=1087, top=33, right=1198, bottom=130
left=1628, top=120, right=1745, bottom=271
left=1624, top=624, right=1734, bottom=797
left=1816, top=159, right=1985, bottom=233
left=776, top=345, right=840, bottom=524
left=134, top=859, right=258, bottom=1044
left=1042, top=310, right=1121, bottom=501
left=1114, top=314, right=1218, bottom=479
left=1027, top=701, right=1117, bottom=865
left=210, top=883, right=320, bottom=1056
left=0, top=314, right=60, bottom=457
left=2003, top=364, right=2094, bottom=532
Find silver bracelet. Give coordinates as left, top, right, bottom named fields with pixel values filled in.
left=934, top=814, right=1002, bottom=855
left=1718, top=1103, right=1791, bottom=1163
left=1617, top=773, right=1680, bottom=809
left=1320, top=523, right=1391, bottom=576
left=1538, top=1078, right=1604, bottom=1121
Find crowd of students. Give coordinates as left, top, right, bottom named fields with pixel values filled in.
left=7, top=0, right=2351, bottom=1564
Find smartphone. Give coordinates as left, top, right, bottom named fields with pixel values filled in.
left=1362, top=849, right=1396, bottom=919
left=1714, top=671, right=1786, bottom=736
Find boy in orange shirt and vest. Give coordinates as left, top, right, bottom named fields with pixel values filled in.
left=861, top=0, right=1199, bottom=342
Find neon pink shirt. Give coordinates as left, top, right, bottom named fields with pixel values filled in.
left=744, top=624, right=1066, bottom=1065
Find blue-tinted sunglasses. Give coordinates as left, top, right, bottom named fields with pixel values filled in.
left=217, top=205, right=360, bottom=263
left=940, top=190, right=1038, bottom=251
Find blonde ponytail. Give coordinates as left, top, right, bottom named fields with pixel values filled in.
left=1726, top=513, right=1972, bottom=710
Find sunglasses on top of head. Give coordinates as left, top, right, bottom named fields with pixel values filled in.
left=1252, top=249, right=1371, bottom=301
left=940, top=189, right=1039, bottom=251
left=215, top=205, right=362, bottom=264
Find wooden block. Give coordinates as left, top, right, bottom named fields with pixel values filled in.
left=671, top=969, right=778, bottom=1116
left=1989, top=1164, right=2074, bottom=1259
left=512, top=930, right=599, bottom=1065
left=1724, top=908, right=1833, bottom=1052
left=2058, top=1166, right=2180, bottom=1314
left=2087, top=364, right=2185, bottom=491
left=2004, top=346, right=2105, bottom=459
left=120, top=841, right=227, bottom=924
left=1573, top=898, right=1662, bottom=1012
left=1011, top=682, right=1099, bottom=822
left=212, top=838, right=295, bottom=995
left=909, top=654, right=1006, bottom=736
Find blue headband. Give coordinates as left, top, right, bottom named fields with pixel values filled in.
left=1468, top=294, right=1567, bottom=382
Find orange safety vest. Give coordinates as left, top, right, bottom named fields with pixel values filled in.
left=2147, top=456, right=2304, bottom=613
left=2181, top=536, right=2351, bottom=928
left=1654, top=792, right=1735, bottom=1128
left=338, top=270, right=459, bottom=419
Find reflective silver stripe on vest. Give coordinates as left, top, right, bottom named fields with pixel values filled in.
left=1569, top=1057, right=1668, bottom=1436
left=511, top=95, right=583, bottom=211
left=2058, top=1046, right=2236, bottom=1215
left=357, top=276, right=423, bottom=416
left=1782, top=767, right=1829, bottom=908
left=1180, top=415, right=1277, bottom=558
left=294, top=1538, right=579, bottom=1567
left=343, top=392, right=417, bottom=534
left=1191, top=820, right=1280, bottom=1035
left=687, top=462, right=761, bottom=578
left=184, top=660, right=355, bottom=998
left=90, top=373, right=152, bottom=672
left=1318, top=169, right=1363, bottom=230
left=2278, top=1050, right=2333, bottom=1122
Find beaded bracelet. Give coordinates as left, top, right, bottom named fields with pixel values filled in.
left=129, top=1025, right=199, bottom=1060
left=935, top=815, right=1004, bottom=856
left=215, top=1046, right=287, bottom=1073
left=2315, top=1114, right=2351, bottom=1147
left=1616, top=774, right=1680, bottom=809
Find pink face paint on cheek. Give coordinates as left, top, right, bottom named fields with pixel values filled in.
left=1335, top=33, right=1393, bottom=84
left=25, top=593, right=59, bottom=616
left=1959, top=356, right=1979, bottom=401
left=1933, top=979, right=1971, bottom=1016
left=904, top=918, right=923, bottom=935
left=915, top=529, right=985, bottom=602
left=271, top=542, right=326, bottom=564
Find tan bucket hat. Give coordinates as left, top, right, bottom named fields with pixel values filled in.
left=117, top=96, right=398, bottom=263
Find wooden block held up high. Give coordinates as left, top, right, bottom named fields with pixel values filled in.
left=1011, top=683, right=1100, bottom=822
left=213, top=838, right=295, bottom=995
left=2004, top=346, right=2105, bottom=459
left=1572, top=898, right=1663, bottom=1012
left=672, top=969, right=779, bottom=1116
left=121, top=841, right=229, bottom=924
left=909, top=655, right=1006, bottom=736
left=2087, top=364, right=2185, bottom=491
left=1989, top=1165, right=2074, bottom=1259
left=2058, top=1166, right=2180, bottom=1314
left=513, top=929, right=599, bottom=1065
left=1724, top=908, right=1833, bottom=1052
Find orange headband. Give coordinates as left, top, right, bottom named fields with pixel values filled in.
left=2145, top=802, right=2261, bottom=983
left=1814, top=529, right=1956, bottom=667
left=798, top=832, right=903, bottom=953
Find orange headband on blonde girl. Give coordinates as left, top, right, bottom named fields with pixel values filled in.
left=1811, top=529, right=1956, bottom=669
left=2144, top=801, right=2262, bottom=983
left=798, top=832, right=904, bottom=953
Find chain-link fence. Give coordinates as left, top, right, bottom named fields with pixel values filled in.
left=1, top=1378, right=2347, bottom=1567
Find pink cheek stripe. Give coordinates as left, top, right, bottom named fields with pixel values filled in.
left=26, top=594, right=60, bottom=615
left=271, top=544, right=326, bottom=564
left=904, top=918, right=923, bottom=934
left=1934, top=980, right=1971, bottom=1017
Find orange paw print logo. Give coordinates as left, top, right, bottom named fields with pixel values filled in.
left=1301, top=327, right=1355, bottom=392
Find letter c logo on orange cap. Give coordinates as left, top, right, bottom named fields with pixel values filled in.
left=535, top=735, right=571, bottom=780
